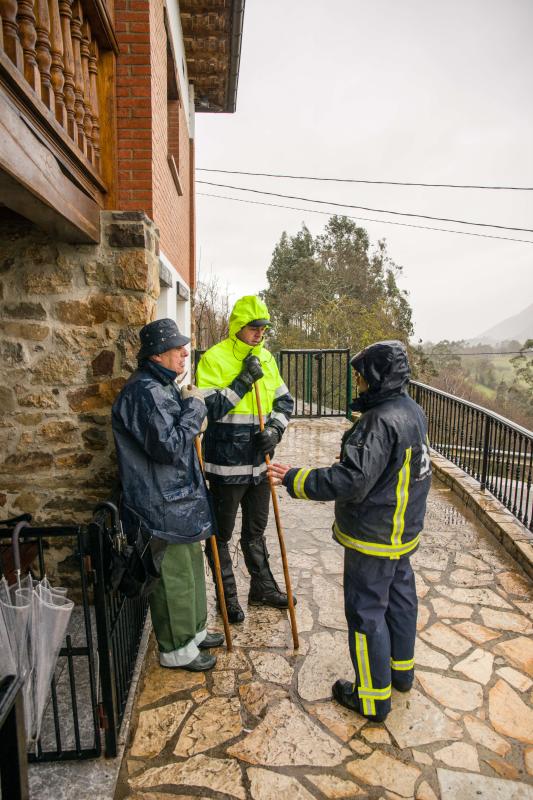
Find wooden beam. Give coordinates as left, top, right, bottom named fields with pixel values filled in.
left=0, top=91, right=100, bottom=242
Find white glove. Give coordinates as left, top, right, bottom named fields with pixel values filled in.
left=181, top=384, right=206, bottom=404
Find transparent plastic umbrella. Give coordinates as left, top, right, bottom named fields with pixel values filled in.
left=6, top=521, right=74, bottom=745
left=0, top=574, right=32, bottom=686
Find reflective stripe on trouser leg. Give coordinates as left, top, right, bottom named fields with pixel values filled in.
left=385, top=556, right=417, bottom=686
left=344, top=549, right=394, bottom=717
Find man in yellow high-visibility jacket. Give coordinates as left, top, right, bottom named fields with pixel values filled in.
left=196, top=296, right=295, bottom=623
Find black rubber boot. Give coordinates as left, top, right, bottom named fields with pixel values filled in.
left=205, top=539, right=245, bottom=624
left=332, top=679, right=388, bottom=723
left=242, top=537, right=296, bottom=609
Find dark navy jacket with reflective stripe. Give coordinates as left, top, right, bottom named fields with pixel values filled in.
left=283, top=392, right=432, bottom=559
left=112, top=361, right=216, bottom=544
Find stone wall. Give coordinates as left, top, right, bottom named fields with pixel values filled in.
left=0, top=209, right=160, bottom=524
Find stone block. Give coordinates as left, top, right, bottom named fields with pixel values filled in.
left=31, top=354, right=80, bottom=385
left=3, top=302, right=47, bottom=319
left=82, top=427, right=108, bottom=450
left=39, top=420, right=78, bottom=444
left=88, top=293, right=154, bottom=326
left=55, top=452, right=93, bottom=469
left=54, top=299, right=95, bottom=325
left=67, top=377, right=125, bottom=412
left=0, top=493, right=6, bottom=507
left=107, top=222, right=146, bottom=249
left=15, top=389, right=59, bottom=409
left=23, top=264, right=72, bottom=294
left=0, top=386, right=16, bottom=412
left=84, top=260, right=115, bottom=288
left=91, top=350, right=115, bottom=377
left=0, top=321, right=50, bottom=341
left=115, top=250, right=150, bottom=292
left=0, top=451, right=53, bottom=473
left=13, top=491, right=42, bottom=514
left=0, top=341, right=25, bottom=366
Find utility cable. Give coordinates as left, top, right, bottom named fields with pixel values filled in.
left=196, top=191, right=533, bottom=245
left=423, top=352, right=531, bottom=357
left=196, top=181, right=533, bottom=234
left=196, top=168, right=533, bottom=192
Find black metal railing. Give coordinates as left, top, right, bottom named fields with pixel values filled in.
left=277, top=349, right=351, bottom=417
left=411, top=381, right=533, bottom=531
left=88, top=504, right=149, bottom=758
left=0, top=521, right=101, bottom=762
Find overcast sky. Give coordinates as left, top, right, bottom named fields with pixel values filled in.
left=195, top=0, right=533, bottom=343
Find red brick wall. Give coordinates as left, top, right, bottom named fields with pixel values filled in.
left=115, top=0, right=193, bottom=286
left=150, top=0, right=191, bottom=285
left=115, top=0, right=153, bottom=215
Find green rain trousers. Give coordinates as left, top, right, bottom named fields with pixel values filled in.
left=149, top=541, right=208, bottom=667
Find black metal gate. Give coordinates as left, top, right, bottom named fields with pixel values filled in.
left=88, top=504, right=150, bottom=757
left=0, top=520, right=101, bottom=762
left=277, top=349, right=351, bottom=417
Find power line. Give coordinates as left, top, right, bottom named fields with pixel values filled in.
left=196, top=181, right=533, bottom=234
left=196, top=191, right=533, bottom=245
left=197, top=168, right=533, bottom=192
left=424, top=352, right=531, bottom=357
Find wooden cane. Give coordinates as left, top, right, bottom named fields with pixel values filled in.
left=253, top=382, right=300, bottom=650
left=195, top=437, right=233, bottom=652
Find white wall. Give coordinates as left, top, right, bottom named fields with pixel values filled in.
left=157, top=249, right=192, bottom=380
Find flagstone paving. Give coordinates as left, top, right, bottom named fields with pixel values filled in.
left=116, top=418, right=533, bottom=800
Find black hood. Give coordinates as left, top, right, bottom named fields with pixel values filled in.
left=350, top=340, right=410, bottom=411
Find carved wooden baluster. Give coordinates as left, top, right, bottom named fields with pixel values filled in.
left=34, top=0, right=54, bottom=109
left=17, top=0, right=40, bottom=93
left=48, top=0, right=66, bottom=127
left=0, top=0, right=23, bottom=69
left=88, top=38, right=100, bottom=169
left=70, top=0, right=85, bottom=153
left=80, top=17, right=93, bottom=162
left=59, top=0, right=76, bottom=139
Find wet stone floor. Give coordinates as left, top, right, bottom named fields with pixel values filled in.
left=117, top=418, right=533, bottom=800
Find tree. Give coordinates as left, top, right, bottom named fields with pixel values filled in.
left=262, top=216, right=413, bottom=352
left=193, top=274, right=230, bottom=350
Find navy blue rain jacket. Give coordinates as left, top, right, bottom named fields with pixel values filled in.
left=283, top=341, right=432, bottom=559
left=112, top=361, right=214, bottom=544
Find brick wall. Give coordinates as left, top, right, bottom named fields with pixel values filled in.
left=150, top=0, right=192, bottom=285
left=115, top=0, right=193, bottom=287
left=0, top=210, right=159, bottom=524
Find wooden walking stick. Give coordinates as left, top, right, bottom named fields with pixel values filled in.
left=253, top=382, right=299, bottom=650
left=195, top=436, right=233, bottom=652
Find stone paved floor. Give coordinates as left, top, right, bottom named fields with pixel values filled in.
left=117, top=418, right=533, bottom=800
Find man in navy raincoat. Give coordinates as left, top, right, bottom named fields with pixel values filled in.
left=269, top=341, right=432, bottom=721
left=112, top=319, right=227, bottom=671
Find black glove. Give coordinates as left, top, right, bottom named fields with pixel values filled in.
left=254, top=425, right=281, bottom=456
left=238, top=355, right=264, bottom=388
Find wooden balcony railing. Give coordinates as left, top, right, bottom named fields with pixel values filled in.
left=0, top=0, right=117, bottom=239
left=1, top=0, right=117, bottom=172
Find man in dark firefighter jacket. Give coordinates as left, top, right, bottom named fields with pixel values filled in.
left=197, top=296, right=295, bottom=623
left=269, top=340, right=432, bottom=722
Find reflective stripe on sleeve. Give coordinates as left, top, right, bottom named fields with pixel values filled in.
left=391, top=657, right=415, bottom=671
left=333, top=522, right=420, bottom=559
left=274, top=383, right=290, bottom=398
left=292, top=468, right=312, bottom=499
left=270, top=410, right=290, bottom=429
left=204, top=462, right=267, bottom=478
left=218, top=412, right=271, bottom=425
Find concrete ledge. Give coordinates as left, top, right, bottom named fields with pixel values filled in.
left=431, top=451, right=533, bottom=581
